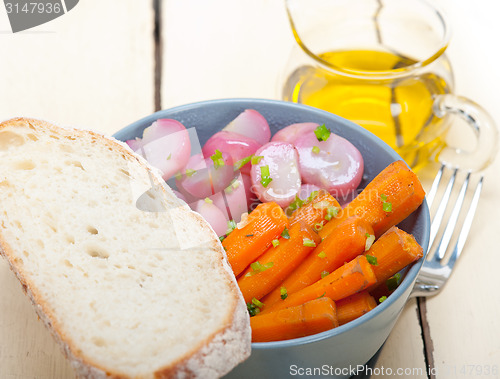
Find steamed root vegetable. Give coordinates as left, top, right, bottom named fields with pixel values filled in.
left=222, top=174, right=250, bottom=223
left=336, top=291, right=377, bottom=325
left=262, top=216, right=373, bottom=306
left=237, top=222, right=321, bottom=303
left=271, top=122, right=319, bottom=145
left=175, top=152, right=236, bottom=199
left=222, top=202, right=289, bottom=277
left=250, top=142, right=302, bottom=208
left=288, top=190, right=341, bottom=230
left=126, top=119, right=191, bottom=180
left=318, top=160, right=425, bottom=239
left=250, top=297, right=338, bottom=342
left=295, top=124, right=364, bottom=198
left=222, top=109, right=271, bottom=145
left=261, top=255, right=377, bottom=314
left=192, top=197, right=229, bottom=237
left=202, top=131, right=262, bottom=175
left=364, top=226, right=424, bottom=289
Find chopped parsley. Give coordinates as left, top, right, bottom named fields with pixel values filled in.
left=280, top=287, right=288, bottom=300
left=260, top=165, right=273, bottom=187
left=245, top=261, right=274, bottom=277
left=281, top=227, right=290, bottom=239
left=325, top=206, right=340, bottom=221
left=251, top=155, right=263, bottom=165
left=365, top=233, right=375, bottom=251
left=366, top=254, right=378, bottom=266
left=386, top=273, right=402, bottom=291
left=380, top=194, right=392, bottom=212
left=314, top=124, right=331, bottom=142
left=317, top=251, right=326, bottom=258
left=303, top=238, right=316, bottom=247
left=226, top=220, right=237, bottom=235
left=234, top=155, right=253, bottom=170
left=210, top=149, right=225, bottom=168
left=247, top=297, right=265, bottom=316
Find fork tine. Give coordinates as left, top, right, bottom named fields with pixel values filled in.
left=434, top=172, right=471, bottom=260
left=428, top=166, right=458, bottom=249
left=426, top=163, right=445, bottom=208
left=447, top=175, right=484, bottom=267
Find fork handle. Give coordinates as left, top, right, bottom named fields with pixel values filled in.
left=410, top=278, right=442, bottom=298
left=433, top=94, right=498, bottom=172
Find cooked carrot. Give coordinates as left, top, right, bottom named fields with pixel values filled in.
left=250, top=297, right=339, bottom=342
left=336, top=291, right=377, bottom=325
left=364, top=226, right=423, bottom=290
left=237, top=222, right=321, bottom=303
left=262, top=216, right=373, bottom=306
left=289, top=190, right=341, bottom=232
left=261, top=255, right=377, bottom=314
left=319, top=160, right=425, bottom=239
left=222, top=202, right=289, bottom=276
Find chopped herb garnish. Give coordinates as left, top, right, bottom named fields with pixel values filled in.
left=314, top=124, right=331, bottom=142
left=325, top=206, right=340, bottom=221
left=366, top=254, right=378, bottom=266
left=383, top=202, right=393, bottom=212
left=251, top=155, right=263, bottom=165
left=314, top=222, right=324, bottom=232
left=317, top=251, right=326, bottom=258
left=307, top=191, right=319, bottom=203
left=272, top=239, right=280, bottom=248
left=317, top=292, right=326, bottom=299
left=245, top=234, right=254, bottom=237
left=379, top=296, right=387, bottom=303
left=232, top=180, right=240, bottom=189
left=320, top=271, right=329, bottom=279
left=167, top=153, right=172, bottom=160
left=386, top=273, right=402, bottom=291
left=204, top=197, right=213, bottom=204
left=245, top=261, right=274, bottom=277
left=365, top=234, right=375, bottom=251
left=260, top=165, right=272, bottom=187
left=280, top=287, right=288, bottom=300
left=247, top=297, right=265, bottom=316
left=312, top=146, right=320, bottom=154
left=234, top=155, right=253, bottom=170
left=226, top=220, right=237, bottom=235
left=219, top=235, right=226, bottom=242
left=185, top=168, right=197, bottom=177
left=210, top=149, right=225, bottom=168
left=380, top=194, right=387, bottom=201
left=303, top=238, right=316, bottom=247
left=287, top=195, right=304, bottom=214
left=313, top=200, right=330, bottom=209
left=281, top=227, right=290, bottom=239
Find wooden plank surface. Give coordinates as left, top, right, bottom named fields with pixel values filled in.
left=423, top=1, right=500, bottom=377
left=0, top=1, right=155, bottom=378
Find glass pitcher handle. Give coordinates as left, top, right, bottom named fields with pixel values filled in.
left=433, top=94, right=498, bottom=172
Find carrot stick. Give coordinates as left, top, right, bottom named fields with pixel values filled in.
left=261, top=255, right=377, bottom=314
left=262, top=216, right=373, bottom=306
left=237, top=222, right=321, bottom=303
left=289, top=190, right=341, bottom=232
left=336, top=291, right=377, bottom=325
left=364, top=226, right=423, bottom=290
left=222, top=202, right=289, bottom=276
left=250, top=297, right=339, bottom=342
left=319, top=160, right=425, bottom=239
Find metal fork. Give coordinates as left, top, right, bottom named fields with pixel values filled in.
left=411, top=163, right=484, bottom=297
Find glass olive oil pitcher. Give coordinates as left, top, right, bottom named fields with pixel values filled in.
left=281, top=0, right=497, bottom=171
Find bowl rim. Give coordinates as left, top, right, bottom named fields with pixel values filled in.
left=115, top=97, right=431, bottom=349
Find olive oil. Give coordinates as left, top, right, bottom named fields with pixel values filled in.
left=283, top=49, right=451, bottom=169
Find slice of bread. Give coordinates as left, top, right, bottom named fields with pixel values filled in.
left=0, top=118, right=251, bottom=378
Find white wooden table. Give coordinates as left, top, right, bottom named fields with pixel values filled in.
left=1, top=1, right=499, bottom=378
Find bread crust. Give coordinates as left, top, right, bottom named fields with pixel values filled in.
left=0, top=117, right=251, bottom=379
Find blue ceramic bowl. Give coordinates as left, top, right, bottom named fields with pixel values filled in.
left=114, top=98, right=430, bottom=379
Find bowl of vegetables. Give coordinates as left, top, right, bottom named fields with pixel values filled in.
left=114, top=98, right=430, bottom=379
